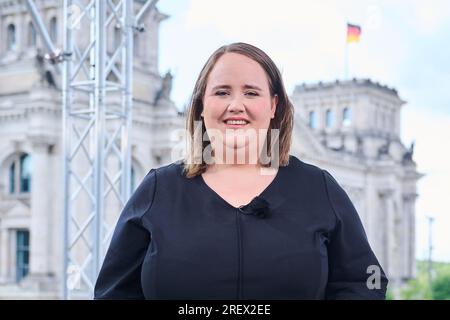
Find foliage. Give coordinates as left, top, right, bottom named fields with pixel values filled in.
left=398, top=260, right=450, bottom=300
left=431, top=273, right=450, bottom=300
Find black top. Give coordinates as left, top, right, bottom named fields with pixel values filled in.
left=94, top=155, right=388, bottom=300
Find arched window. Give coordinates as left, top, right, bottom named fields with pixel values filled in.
left=28, top=22, right=37, bottom=46
left=308, top=111, right=317, bottom=129
left=343, top=107, right=351, bottom=126
left=326, top=109, right=333, bottom=128
left=7, top=24, right=16, bottom=50
left=50, top=17, right=57, bottom=42
left=8, top=153, right=32, bottom=195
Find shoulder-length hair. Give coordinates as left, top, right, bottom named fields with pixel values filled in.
left=183, top=42, right=294, bottom=178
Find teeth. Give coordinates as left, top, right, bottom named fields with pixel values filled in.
left=226, top=120, right=248, bottom=125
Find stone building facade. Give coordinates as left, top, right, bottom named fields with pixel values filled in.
left=291, top=79, right=422, bottom=292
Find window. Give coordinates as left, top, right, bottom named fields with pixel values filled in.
left=7, top=24, right=16, bottom=50
left=130, top=166, right=136, bottom=194
left=16, top=230, right=30, bottom=282
left=9, top=162, right=15, bottom=194
left=20, top=154, right=31, bottom=192
left=326, top=109, right=333, bottom=128
left=50, top=17, right=57, bottom=42
left=343, top=107, right=351, bottom=126
left=28, top=22, right=37, bottom=46
left=308, top=111, right=317, bottom=129
left=8, top=153, right=32, bottom=195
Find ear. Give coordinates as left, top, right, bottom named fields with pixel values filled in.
left=271, top=94, right=278, bottom=118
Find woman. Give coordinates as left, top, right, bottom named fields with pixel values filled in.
left=94, top=42, right=388, bottom=300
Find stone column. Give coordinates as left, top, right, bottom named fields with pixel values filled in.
left=377, top=190, right=390, bottom=274
left=365, top=173, right=377, bottom=254
left=0, top=228, right=9, bottom=282
left=380, top=188, right=406, bottom=294
left=403, top=193, right=418, bottom=279
left=28, top=139, right=52, bottom=281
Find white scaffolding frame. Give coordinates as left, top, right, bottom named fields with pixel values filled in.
left=26, top=0, right=158, bottom=299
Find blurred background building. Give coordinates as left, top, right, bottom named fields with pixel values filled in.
left=0, top=0, right=421, bottom=298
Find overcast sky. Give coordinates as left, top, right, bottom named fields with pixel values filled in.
left=156, top=0, right=450, bottom=262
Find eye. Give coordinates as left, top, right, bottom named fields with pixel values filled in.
left=245, top=91, right=259, bottom=96
left=215, top=90, right=228, bottom=96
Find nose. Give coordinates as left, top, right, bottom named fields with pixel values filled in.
left=227, top=96, right=246, bottom=113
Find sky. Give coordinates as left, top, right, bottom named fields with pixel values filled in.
left=156, top=0, right=450, bottom=262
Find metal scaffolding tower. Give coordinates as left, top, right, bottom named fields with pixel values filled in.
left=26, top=0, right=158, bottom=299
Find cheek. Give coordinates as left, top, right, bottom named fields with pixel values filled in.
left=202, top=99, right=224, bottom=121
left=247, top=103, right=273, bottom=125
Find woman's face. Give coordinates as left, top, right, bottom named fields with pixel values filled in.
left=201, top=53, right=278, bottom=158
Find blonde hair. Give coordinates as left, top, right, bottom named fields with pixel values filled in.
left=183, top=42, right=294, bottom=178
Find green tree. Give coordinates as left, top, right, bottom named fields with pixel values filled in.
left=400, top=260, right=450, bottom=300
left=400, top=277, right=432, bottom=299
left=400, top=260, right=432, bottom=300
left=431, top=274, right=450, bottom=300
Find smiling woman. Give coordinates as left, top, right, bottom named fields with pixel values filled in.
left=201, top=53, right=278, bottom=164
left=184, top=43, right=294, bottom=176
left=94, top=42, right=388, bottom=300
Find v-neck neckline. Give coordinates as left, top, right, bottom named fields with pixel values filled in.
left=198, top=165, right=284, bottom=210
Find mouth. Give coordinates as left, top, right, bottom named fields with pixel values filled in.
left=223, top=119, right=250, bottom=128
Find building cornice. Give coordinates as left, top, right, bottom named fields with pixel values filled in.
left=293, top=78, right=406, bottom=105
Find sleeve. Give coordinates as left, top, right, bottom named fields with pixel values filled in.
left=94, top=169, right=157, bottom=299
left=322, top=170, right=389, bottom=300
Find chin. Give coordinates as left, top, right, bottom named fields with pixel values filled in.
left=223, top=140, right=250, bottom=151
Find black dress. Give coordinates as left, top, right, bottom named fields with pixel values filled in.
left=94, top=155, right=388, bottom=299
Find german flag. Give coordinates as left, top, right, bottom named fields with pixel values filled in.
left=347, top=23, right=361, bottom=43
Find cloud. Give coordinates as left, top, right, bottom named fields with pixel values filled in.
left=410, top=0, right=450, bottom=35
left=180, top=0, right=420, bottom=93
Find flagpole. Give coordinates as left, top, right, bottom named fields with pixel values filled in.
left=345, top=40, right=349, bottom=79
left=344, top=19, right=349, bottom=80
left=344, top=22, right=361, bottom=80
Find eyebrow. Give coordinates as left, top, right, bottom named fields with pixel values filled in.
left=211, top=84, right=263, bottom=91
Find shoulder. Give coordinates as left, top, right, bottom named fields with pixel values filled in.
left=287, top=156, right=361, bottom=230
left=289, top=157, right=359, bottom=225
left=127, top=160, right=185, bottom=220
left=287, top=154, right=322, bottom=173
left=139, top=159, right=188, bottom=194
left=286, top=154, right=329, bottom=184
left=285, top=155, right=347, bottom=207
left=147, top=160, right=184, bottom=178
left=287, top=154, right=342, bottom=184
left=151, top=159, right=186, bottom=181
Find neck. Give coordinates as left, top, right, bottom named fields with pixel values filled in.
left=212, top=144, right=262, bottom=166
left=207, top=145, right=278, bottom=176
